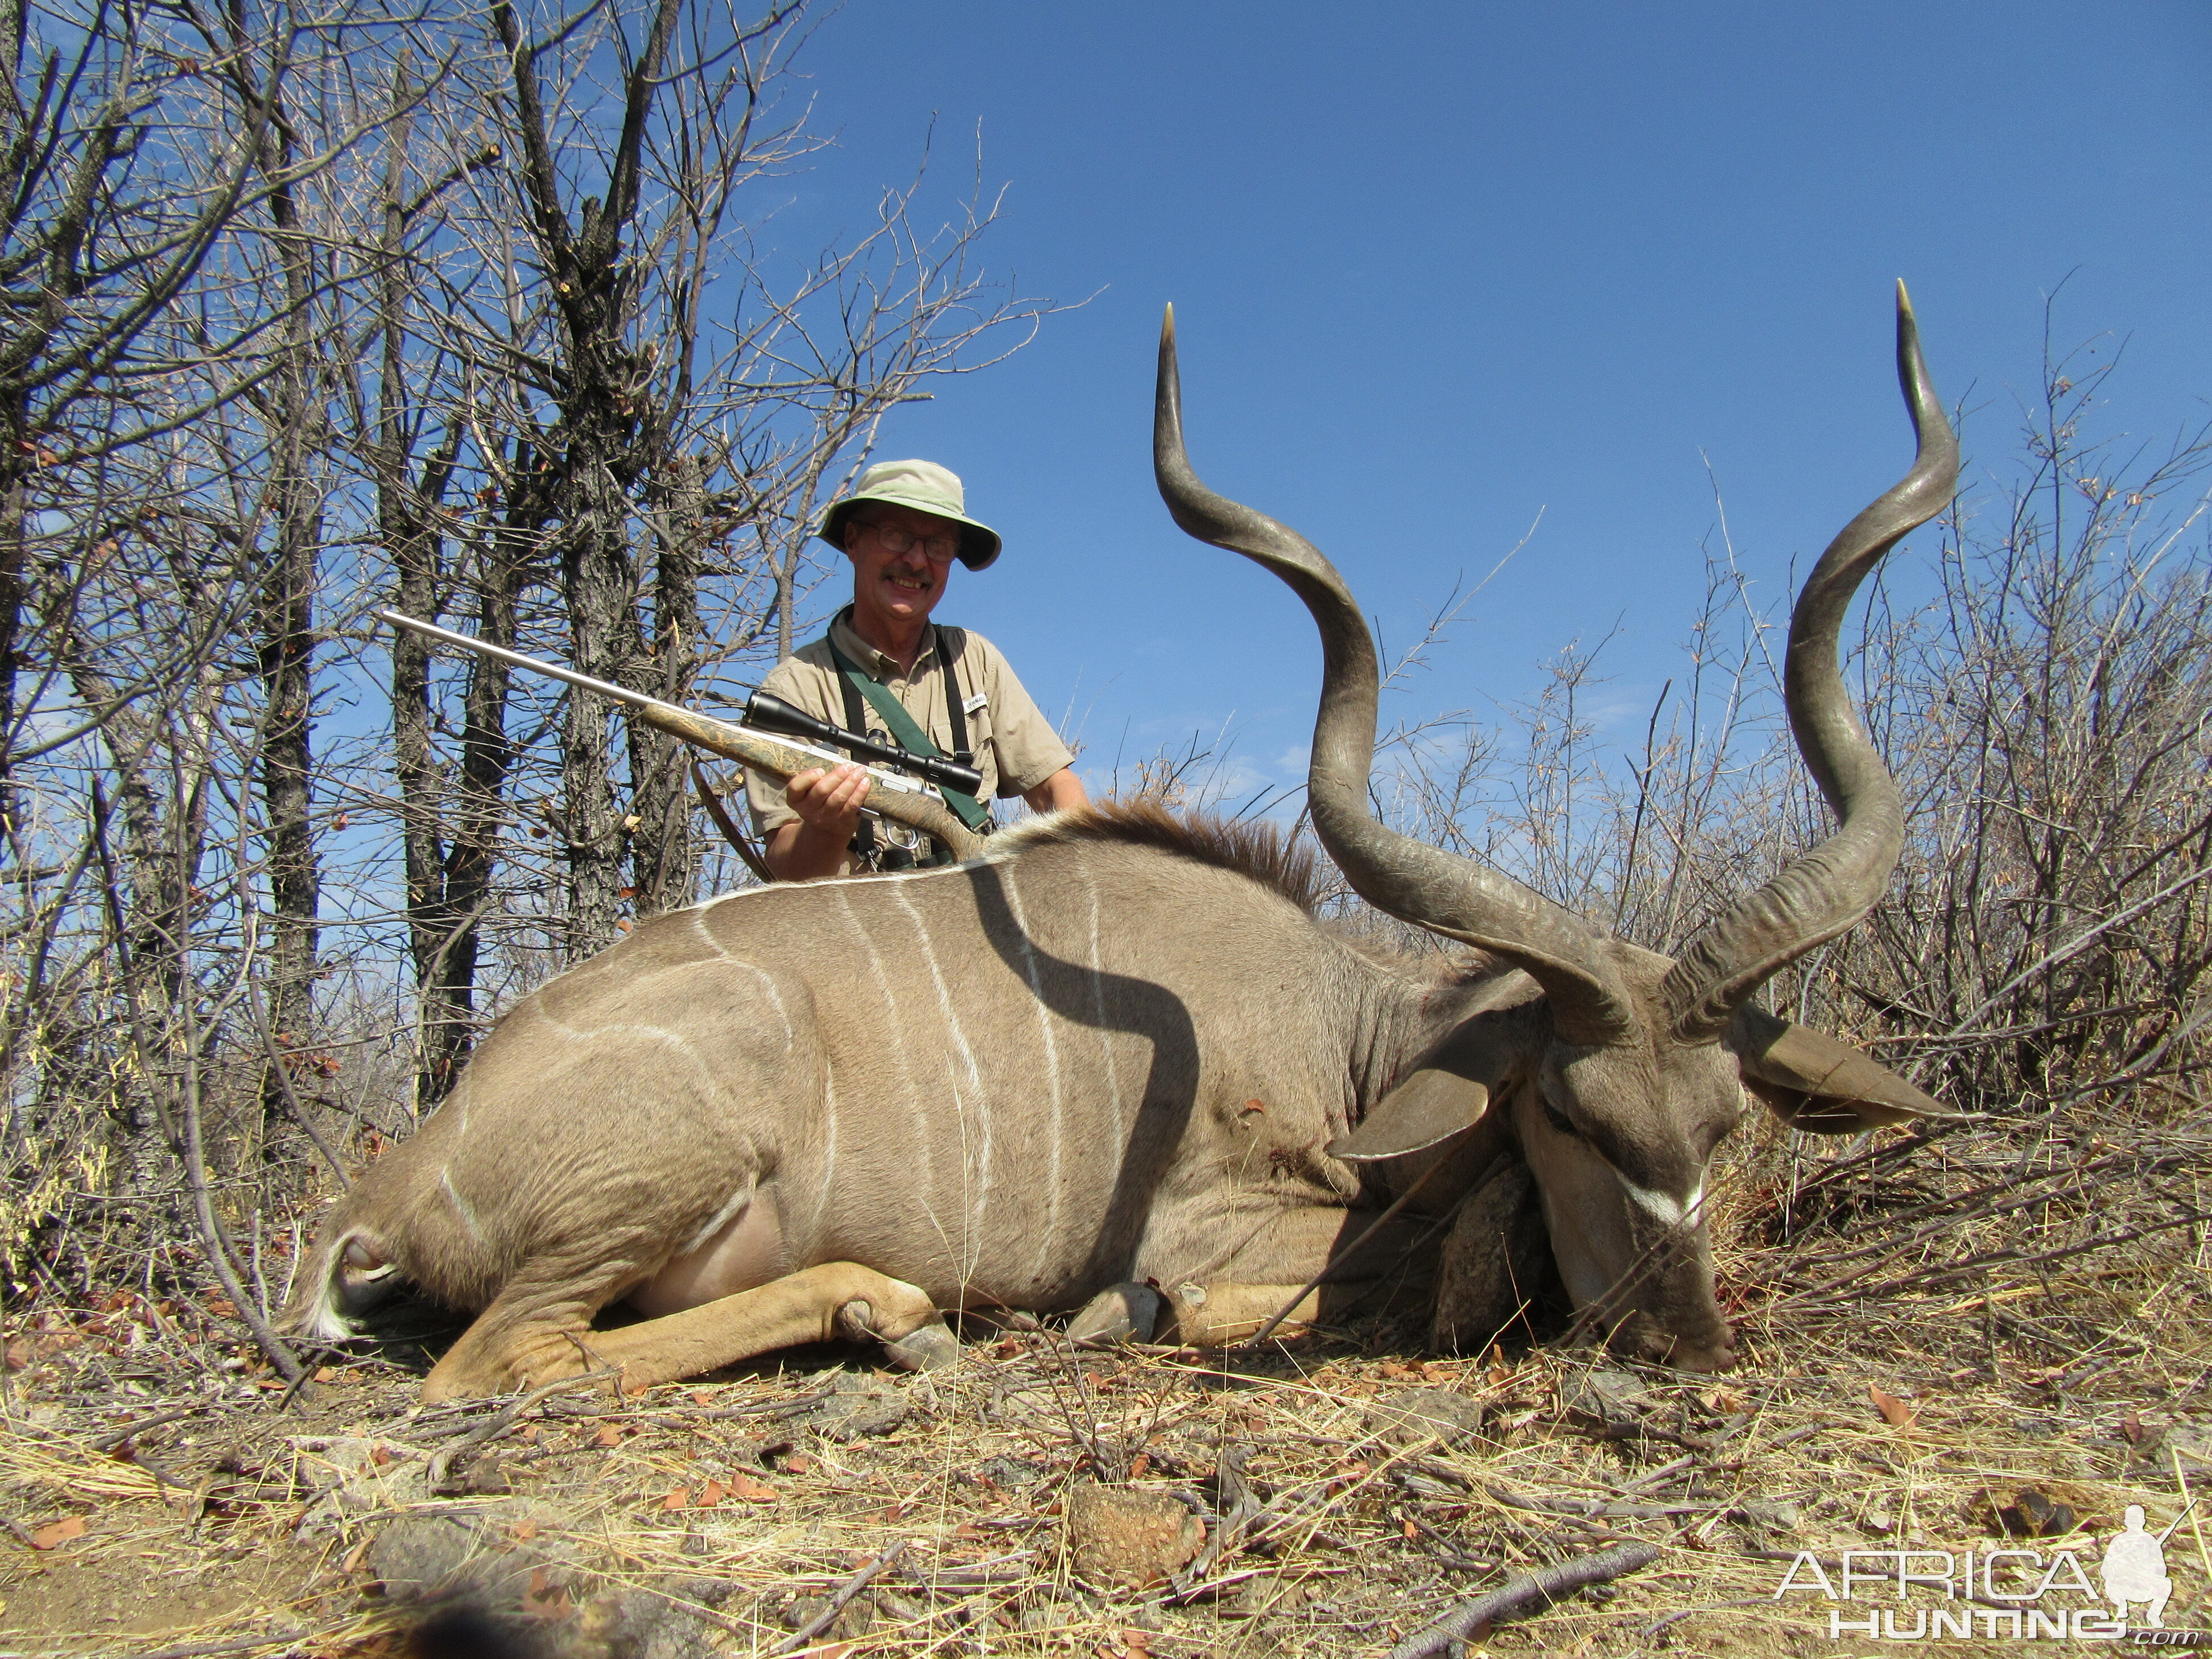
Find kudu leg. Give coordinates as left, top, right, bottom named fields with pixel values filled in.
left=420, top=1262, right=951, bottom=1402
left=1066, top=1278, right=1365, bottom=1347
left=1151, top=1278, right=1431, bottom=1346
left=1140, top=1202, right=1438, bottom=1348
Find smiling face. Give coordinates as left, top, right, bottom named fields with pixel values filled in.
left=844, top=502, right=957, bottom=646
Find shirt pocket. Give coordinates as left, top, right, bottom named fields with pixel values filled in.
left=958, top=699, right=1006, bottom=794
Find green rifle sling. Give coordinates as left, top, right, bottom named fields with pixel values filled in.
left=824, top=633, right=992, bottom=833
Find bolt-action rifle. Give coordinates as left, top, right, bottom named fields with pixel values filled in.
left=374, top=609, right=988, bottom=867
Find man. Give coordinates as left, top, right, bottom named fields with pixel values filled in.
left=747, top=459, right=1088, bottom=881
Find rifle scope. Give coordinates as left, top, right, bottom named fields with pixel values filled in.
left=743, top=692, right=984, bottom=798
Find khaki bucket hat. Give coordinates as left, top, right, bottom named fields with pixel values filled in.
left=815, top=459, right=1002, bottom=571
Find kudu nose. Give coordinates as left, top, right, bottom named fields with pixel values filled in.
left=1659, top=1336, right=1740, bottom=1374
left=1610, top=1307, right=1739, bottom=1373
left=1633, top=1327, right=1739, bottom=1373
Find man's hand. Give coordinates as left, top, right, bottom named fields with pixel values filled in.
left=765, top=764, right=873, bottom=881
left=787, top=762, right=873, bottom=837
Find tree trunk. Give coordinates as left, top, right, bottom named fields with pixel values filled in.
left=423, top=518, right=530, bottom=1098
left=558, top=469, right=634, bottom=958
left=0, top=448, right=22, bottom=802
left=250, top=91, right=325, bottom=1153
left=492, top=0, right=684, bottom=960
left=629, top=453, right=702, bottom=914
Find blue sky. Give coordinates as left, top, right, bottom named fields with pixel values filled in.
left=764, top=2, right=2210, bottom=803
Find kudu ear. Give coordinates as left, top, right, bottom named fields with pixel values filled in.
left=1330, top=1013, right=1520, bottom=1162
left=1724, top=1004, right=1963, bottom=1134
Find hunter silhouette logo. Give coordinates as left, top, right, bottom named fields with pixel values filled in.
left=2103, top=1503, right=2190, bottom=1631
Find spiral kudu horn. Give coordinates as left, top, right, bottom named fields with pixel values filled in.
left=1153, top=306, right=1635, bottom=1046
left=1662, top=283, right=1960, bottom=1045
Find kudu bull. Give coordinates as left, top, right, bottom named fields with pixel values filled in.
left=284, top=287, right=1958, bottom=1400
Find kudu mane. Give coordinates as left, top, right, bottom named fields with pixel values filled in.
left=1004, top=802, right=1499, bottom=991
left=997, top=798, right=1328, bottom=915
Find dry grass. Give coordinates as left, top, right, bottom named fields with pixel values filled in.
left=3, top=1109, right=2207, bottom=1658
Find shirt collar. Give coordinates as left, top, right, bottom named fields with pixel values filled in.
left=831, top=608, right=937, bottom=679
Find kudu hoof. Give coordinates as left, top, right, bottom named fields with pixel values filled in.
left=882, top=1319, right=959, bottom=1372
left=1066, top=1282, right=1163, bottom=1347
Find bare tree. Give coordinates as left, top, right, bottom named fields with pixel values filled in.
left=0, top=0, right=402, bottom=1313
left=357, top=0, right=1052, bottom=1005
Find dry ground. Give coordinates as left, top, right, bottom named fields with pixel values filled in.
left=3, top=1115, right=2208, bottom=1658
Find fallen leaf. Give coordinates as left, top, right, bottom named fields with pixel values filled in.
left=2122, top=1413, right=2144, bottom=1447
left=696, top=1479, right=726, bottom=1508
left=1129, top=1453, right=1150, bottom=1478
left=593, top=1424, right=622, bottom=1447
left=727, top=1472, right=777, bottom=1503
left=371, top=1444, right=393, bottom=1467
left=28, top=1516, right=85, bottom=1550
left=1870, top=1385, right=1917, bottom=1427
left=341, top=1537, right=373, bottom=1574
left=783, top=1452, right=815, bottom=1475
left=523, top=1566, right=571, bottom=1621
left=659, top=1488, right=690, bottom=1511
left=313, top=1367, right=336, bottom=1383
left=509, top=1518, right=539, bottom=1541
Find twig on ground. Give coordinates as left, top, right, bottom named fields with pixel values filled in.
left=426, top=1373, right=611, bottom=1492
left=1174, top=1437, right=1262, bottom=1592
left=91, top=1404, right=209, bottom=1452
left=771, top=1537, right=910, bottom=1654
left=1383, top=1540, right=1661, bottom=1659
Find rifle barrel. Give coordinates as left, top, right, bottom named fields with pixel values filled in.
left=375, top=609, right=647, bottom=712
left=373, top=608, right=987, bottom=863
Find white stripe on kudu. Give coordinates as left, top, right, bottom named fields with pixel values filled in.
left=1081, top=861, right=1128, bottom=1142
left=836, top=884, right=935, bottom=1209
left=892, top=881, right=989, bottom=1233
left=998, top=865, right=1067, bottom=1282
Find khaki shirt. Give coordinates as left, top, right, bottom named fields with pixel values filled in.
left=745, top=611, right=1075, bottom=839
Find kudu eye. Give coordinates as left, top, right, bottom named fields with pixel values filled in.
left=1540, top=1098, right=1582, bottom=1140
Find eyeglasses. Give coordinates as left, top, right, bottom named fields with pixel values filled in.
left=859, top=521, right=959, bottom=563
